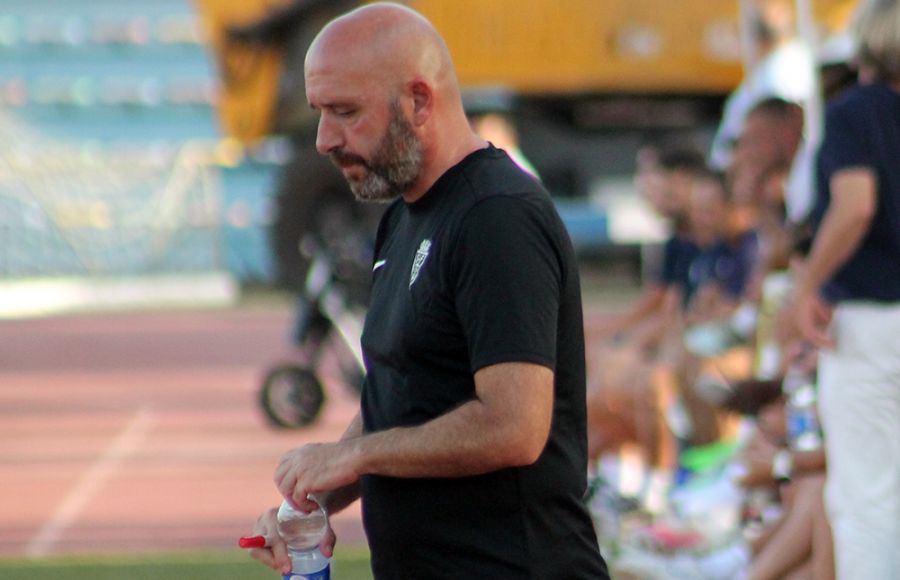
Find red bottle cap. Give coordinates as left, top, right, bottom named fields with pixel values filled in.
left=238, top=535, right=267, bottom=549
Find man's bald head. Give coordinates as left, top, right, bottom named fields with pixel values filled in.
left=303, top=3, right=486, bottom=203
left=306, top=2, right=458, bottom=99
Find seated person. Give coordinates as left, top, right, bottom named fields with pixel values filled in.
left=682, top=170, right=759, bottom=327
left=590, top=146, right=707, bottom=351
left=585, top=147, right=706, bottom=499
left=668, top=169, right=759, bottom=449
left=586, top=162, right=756, bottom=512
left=721, top=344, right=832, bottom=580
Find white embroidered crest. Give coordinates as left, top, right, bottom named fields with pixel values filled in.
left=409, top=239, right=432, bottom=288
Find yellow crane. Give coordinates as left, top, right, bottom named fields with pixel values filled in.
left=194, top=0, right=857, bottom=144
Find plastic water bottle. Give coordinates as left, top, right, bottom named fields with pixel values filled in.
left=277, top=499, right=331, bottom=580
left=782, top=367, right=823, bottom=452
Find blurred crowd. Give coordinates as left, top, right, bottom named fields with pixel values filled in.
left=580, top=1, right=900, bottom=579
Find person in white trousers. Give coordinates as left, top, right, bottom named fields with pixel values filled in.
left=792, top=1, right=900, bottom=578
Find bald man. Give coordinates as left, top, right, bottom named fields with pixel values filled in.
left=247, top=4, right=609, bottom=578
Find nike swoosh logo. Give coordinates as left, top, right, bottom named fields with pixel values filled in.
left=373, top=259, right=387, bottom=271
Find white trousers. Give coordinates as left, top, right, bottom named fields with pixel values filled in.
left=818, top=302, right=900, bottom=580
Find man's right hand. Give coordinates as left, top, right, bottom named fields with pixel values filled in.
left=247, top=507, right=292, bottom=575
left=247, top=506, right=339, bottom=573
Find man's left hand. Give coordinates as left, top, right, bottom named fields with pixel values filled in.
left=274, top=442, right=361, bottom=512
left=793, top=290, right=835, bottom=349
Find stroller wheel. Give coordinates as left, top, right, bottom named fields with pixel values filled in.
left=259, top=365, right=325, bottom=429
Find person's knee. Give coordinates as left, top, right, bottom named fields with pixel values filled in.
left=786, top=474, right=827, bottom=514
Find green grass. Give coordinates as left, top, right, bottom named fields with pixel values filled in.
left=0, top=546, right=374, bottom=580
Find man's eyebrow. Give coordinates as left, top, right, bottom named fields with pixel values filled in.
left=313, top=101, right=359, bottom=114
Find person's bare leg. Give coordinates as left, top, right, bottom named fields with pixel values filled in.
left=782, top=560, right=814, bottom=580
left=746, top=477, right=824, bottom=580
left=809, top=476, right=835, bottom=580
left=677, top=352, right=722, bottom=445
left=649, top=365, right=679, bottom=470
left=747, top=510, right=787, bottom=556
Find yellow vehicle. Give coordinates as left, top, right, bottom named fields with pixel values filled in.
left=198, top=0, right=752, bottom=143
left=196, top=0, right=855, bottom=139
left=194, top=0, right=857, bottom=260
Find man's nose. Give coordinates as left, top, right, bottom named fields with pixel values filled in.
left=316, top=116, right=342, bottom=156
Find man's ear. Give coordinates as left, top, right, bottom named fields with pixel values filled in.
left=409, top=79, right=432, bottom=126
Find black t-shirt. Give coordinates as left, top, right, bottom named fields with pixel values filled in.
left=358, top=146, right=608, bottom=579
left=815, top=82, right=900, bottom=302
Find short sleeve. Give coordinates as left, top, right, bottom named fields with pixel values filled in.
left=451, top=196, right=562, bottom=373
left=819, top=102, right=872, bottom=178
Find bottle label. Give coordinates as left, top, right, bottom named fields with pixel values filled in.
left=283, top=564, right=330, bottom=580
left=788, top=413, right=811, bottom=438
left=787, top=413, right=822, bottom=451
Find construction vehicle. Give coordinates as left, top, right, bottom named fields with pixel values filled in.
left=195, top=0, right=856, bottom=242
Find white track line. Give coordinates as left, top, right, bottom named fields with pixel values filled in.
left=26, top=406, right=155, bottom=557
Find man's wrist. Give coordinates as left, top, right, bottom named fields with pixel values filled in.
left=793, top=274, right=823, bottom=304
left=344, top=433, right=371, bottom=477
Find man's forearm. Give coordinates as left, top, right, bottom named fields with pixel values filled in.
left=319, top=411, right=364, bottom=514
left=276, top=364, right=552, bottom=508
left=799, top=208, right=868, bottom=295
left=320, top=481, right=360, bottom=515
left=346, top=364, right=552, bottom=480
left=349, top=399, right=536, bottom=479
left=797, top=170, right=875, bottom=296
left=614, top=286, right=665, bottom=332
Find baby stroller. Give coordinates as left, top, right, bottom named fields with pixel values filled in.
left=259, top=205, right=375, bottom=429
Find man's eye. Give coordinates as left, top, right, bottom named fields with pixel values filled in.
left=334, top=108, right=355, bottom=118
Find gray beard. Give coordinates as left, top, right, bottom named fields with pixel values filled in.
left=339, top=104, right=424, bottom=203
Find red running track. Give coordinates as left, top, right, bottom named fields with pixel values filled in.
left=0, top=305, right=365, bottom=557
left=0, top=298, right=618, bottom=559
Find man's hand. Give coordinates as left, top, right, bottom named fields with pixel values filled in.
left=793, top=290, right=835, bottom=349
left=246, top=506, right=338, bottom=574
left=274, top=442, right=361, bottom=513
left=247, top=507, right=291, bottom=575
left=737, top=435, right=779, bottom=488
